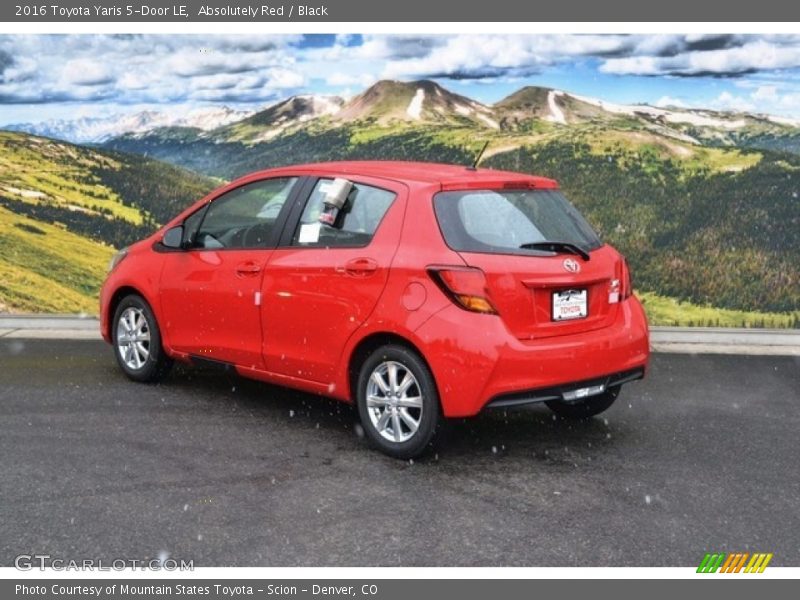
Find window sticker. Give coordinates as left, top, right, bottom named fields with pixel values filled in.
left=298, top=222, right=321, bottom=244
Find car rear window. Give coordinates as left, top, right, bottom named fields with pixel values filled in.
left=433, top=188, right=602, bottom=255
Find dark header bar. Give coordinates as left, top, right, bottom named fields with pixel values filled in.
left=2, top=0, right=799, bottom=22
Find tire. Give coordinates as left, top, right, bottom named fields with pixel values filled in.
left=546, top=387, right=620, bottom=420
left=356, top=344, right=442, bottom=459
left=112, top=294, right=173, bottom=383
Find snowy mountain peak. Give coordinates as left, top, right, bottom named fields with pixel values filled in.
left=5, top=105, right=255, bottom=144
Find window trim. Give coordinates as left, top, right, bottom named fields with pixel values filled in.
left=278, top=176, right=398, bottom=250
left=183, top=175, right=309, bottom=252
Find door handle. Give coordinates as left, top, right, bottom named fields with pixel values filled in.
left=235, top=261, right=262, bottom=276
left=342, top=257, right=378, bottom=277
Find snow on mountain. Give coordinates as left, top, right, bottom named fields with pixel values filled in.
left=6, top=106, right=255, bottom=144
left=546, top=90, right=566, bottom=124
left=231, top=95, right=345, bottom=143
left=567, top=92, right=747, bottom=129
left=335, top=80, right=494, bottom=127
left=180, top=106, right=256, bottom=131
left=299, top=95, right=344, bottom=118
left=767, top=115, right=800, bottom=127
left=406, top=88, right=425, bottom=120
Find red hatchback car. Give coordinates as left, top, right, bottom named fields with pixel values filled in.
left=101, top=161, right=649, bottom=458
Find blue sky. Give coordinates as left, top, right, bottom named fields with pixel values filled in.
left=2, top=34, right=800, bottom=124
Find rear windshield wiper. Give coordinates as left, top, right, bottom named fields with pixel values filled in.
left=519, top=241, right=590, bottom=261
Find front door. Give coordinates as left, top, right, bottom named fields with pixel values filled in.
left=262, top=176, right=406, bottom=384
left=159, top=176, right=300, bottom=368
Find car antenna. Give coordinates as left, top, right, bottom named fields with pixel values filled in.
left=466, top=141, right=489, bottom=171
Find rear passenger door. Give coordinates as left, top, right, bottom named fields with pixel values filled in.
left=261, top=176, right=406, bottom=384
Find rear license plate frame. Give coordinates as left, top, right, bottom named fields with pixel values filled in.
left=552, top=289, right=588, bottom=321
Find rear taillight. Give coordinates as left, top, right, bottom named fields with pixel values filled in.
left=609, top=259, right=634, bottom=303
left=428, top=266, right=498, bottom=315
left=621, top=258, right=633, bottom=299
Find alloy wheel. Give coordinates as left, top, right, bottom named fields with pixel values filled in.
left=365, top=360, right=424, bottom=443
left=116, top=307, right=151, bottom=371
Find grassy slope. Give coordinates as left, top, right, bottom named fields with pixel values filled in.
left=0, top=131, right=216, bottom=313
left=0, top=132, right=143, bottom=224
left=638, top=292, right=799, bottom=328
left=0, top=206, right=113, bottom=313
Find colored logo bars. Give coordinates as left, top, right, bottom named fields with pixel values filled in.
left=697, top=553, right=773, bottom=573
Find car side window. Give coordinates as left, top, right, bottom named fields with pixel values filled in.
left=194, top=177, right=297, bottom=249
left=181, top=205, right=207, bottom=247
left=291, top=179, right=395, bottom=248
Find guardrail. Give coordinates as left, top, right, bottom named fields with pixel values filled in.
left=649, top=326, right=800, bottom=355
left=0, top=315, right=99, bottom=339
left=1, top=316, right=799, bottom=355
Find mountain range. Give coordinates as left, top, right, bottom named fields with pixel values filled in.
left=10, top=79, right=800, bottom=153
left=5, top=105, right=255, bottom=144
left=1, top=79, right=799, bottom=325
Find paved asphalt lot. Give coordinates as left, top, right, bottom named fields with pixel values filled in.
left=1, top=339, right=798, bottom=567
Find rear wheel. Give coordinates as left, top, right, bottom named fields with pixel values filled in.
left=546, top=387, right=620, bottom=420
left=113, top=294, right=173, bottom=383
left=356, top=345, right=442, bottom=459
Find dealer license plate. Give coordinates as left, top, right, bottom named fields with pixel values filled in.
left=552, top=289, right=588, bottom=321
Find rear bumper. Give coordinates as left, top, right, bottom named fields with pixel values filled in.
left=486, top=366, right=644, bottom=409
left=414, top=296, right=650, bottom=417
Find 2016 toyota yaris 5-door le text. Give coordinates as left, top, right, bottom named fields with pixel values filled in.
left=101, top=161, right=650, bottom=458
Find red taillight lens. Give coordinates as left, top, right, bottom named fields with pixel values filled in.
left=610, top=258, right=634, bottom=303
left=621, top=258, right=633, bottom=299
left=428, top=266, right=498, bottom=315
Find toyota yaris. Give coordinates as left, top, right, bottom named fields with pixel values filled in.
left=101, top=161, right=650, bottom=458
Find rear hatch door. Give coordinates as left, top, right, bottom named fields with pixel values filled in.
left=457, top=246, right=621, bottom=340
left=433, top=186, right=622, bottom=340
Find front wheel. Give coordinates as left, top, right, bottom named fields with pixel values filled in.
left=112, top=294, right=173, bottom=383
left=356, top=345, right=442, bottom=459
left=546, top=387, right=620, bottom=420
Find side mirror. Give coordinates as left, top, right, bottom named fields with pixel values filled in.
left=162, top=225, right=184, bottom=249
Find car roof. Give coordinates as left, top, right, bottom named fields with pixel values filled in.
left=255, top=161, right=558, bottom=189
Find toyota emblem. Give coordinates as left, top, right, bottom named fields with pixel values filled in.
left=563, top=258, right=580, bottom=273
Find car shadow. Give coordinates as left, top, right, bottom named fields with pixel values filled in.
left=125, top=362, right=628, bottom=464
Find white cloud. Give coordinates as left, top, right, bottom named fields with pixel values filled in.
left=334, top=34, right=356, bottom=46
left=711, top=91, right=755, bottom=113
left=264, top=68, right=305, bottom=88
left=61, top=59, right=113, bottom=86
left=751, top=85, right=778, bottom=101
left=381, top=35, right=630, bottom=80
left=700, top=84, right=800, bottom=117
left=600, top=38, right=800, bottom=76
left=325, top=72, right=376, bottom=87
left=0, top=34, right=304, bottom=106
left=655, top=96, right=688, bottom=108
left=5, top=34, right=800, bottom=122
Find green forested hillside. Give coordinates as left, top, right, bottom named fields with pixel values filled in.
left=107, top=123, right=484, bottom=181
left=484, top=139, right=800, bottom=314
left=0, top=131, right=216, bottom=312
